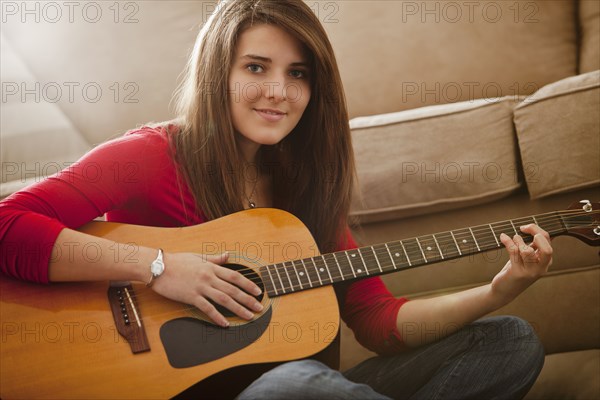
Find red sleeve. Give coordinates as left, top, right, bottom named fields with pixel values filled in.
left=337, top=229, right=410, bottom=354
left=0, top=128, right=171, bottom=283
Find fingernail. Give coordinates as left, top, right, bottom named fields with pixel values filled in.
left=254, top=287, right=262, bottom=296
left=222, top=320, right=230, bottom=328
left=244, top=310, right=254, bottom=319
left=253, top=302, right=263, bottom=312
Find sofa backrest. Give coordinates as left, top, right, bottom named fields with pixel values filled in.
left=1, top=1, right=598, bottom=202
left=3, top=0, right=596, bottom=147
left=324, top=0, right=582, bottom=118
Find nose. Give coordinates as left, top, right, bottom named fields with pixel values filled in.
left=263, top=76, right=287, bottom=103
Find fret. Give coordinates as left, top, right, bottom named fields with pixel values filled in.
left=416, top=235, right=443, bottom=263
left=489, top=224, right=500, bottom=246
left=509, top=220, right=518, bottom=236
left=537, top=212, right=559, bottom=234
left=384, top=243, right=398, bottom=270
left=265, top=264, right=279, bottom=296
left=311, top=257, right=331, bottom=285
left=491, top=221, right=511, bottom=239
left=415, top=237, right=428, bottom=262
left=282, top=261, right=295, bottom=291
left=454, top=228, right=476, bottom=254
left=532, top=213, right=558, bottom=233
left=319, top=255, right=333, bottom=283
left=513, top=216, right=536, bottom=242
left=299, top=259, right=313, bottom=288
left=371, top=246, right=384, bottom=273
left=402, top=238, right=426, bottom=265
left=335, top=250, right=355, bottom=278
left=348, top=249, right=369, bottom=276
left=373, top=244, right=394, bottom=273
left=471, top=224, right=496, bottom=252
left=468, top=227, right=481, bottom=252
left=273, top=263, right=288, bottom=293
left=290, top=260, right=304, bottom=290
left=357, top=248, right=370, bottom=275
left=400, top=241, right=412, bottom=266
left=432, top=234, right=444, bottom=260
left=435, top=232, right=461, bottom=259
left=345, top=251, right=358, bottom=278
left=309, top=258, right=323, bottom=286
left=348, top=249, right=370, bottom=276
left=386, top=241, right=409, bottom=268
left=261, top=268, right=274, bottom=294
left=514, top=216, right=535, bottom=228
left=322, top=254, right=342, bottom=282
left=549, top=212, right=568, bottom=234
left=331, top=252, right=346, bottom=281
left=450, top=231, right=462, bottom=255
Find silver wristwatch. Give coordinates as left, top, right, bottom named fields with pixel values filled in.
left=146, top=248, right=165, bottom=287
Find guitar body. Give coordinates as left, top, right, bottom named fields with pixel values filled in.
left=0, top=209, right=340, bottom=399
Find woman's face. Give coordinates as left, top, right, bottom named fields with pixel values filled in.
left=229, top=24, right=311, bottom=158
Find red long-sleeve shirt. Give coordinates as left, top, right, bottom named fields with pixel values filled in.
left=0, top=125, right=408, bottom=354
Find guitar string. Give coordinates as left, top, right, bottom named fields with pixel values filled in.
left=126, top=208, right=595, bottom=297
left=120, top=217, right=598, bottom=324
left=244, top=211, right=597, bottom=293
left=125, top=218, right=595, bottom=303
left=141, top=209, right=595, bottom=290
left=125, top=210, right=597, bottom=300
left=123, top=210, right=597, bottom=303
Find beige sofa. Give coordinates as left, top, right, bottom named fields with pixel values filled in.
left=1, top=1, right=599, bottom=398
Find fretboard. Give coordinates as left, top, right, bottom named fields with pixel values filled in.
left=260, top=210, right=571, bottom=297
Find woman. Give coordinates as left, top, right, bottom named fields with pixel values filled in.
left=0, top=0, right=552, bottom=398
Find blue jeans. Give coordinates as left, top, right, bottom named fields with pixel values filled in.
left=237, top=316, right=544, bottom=400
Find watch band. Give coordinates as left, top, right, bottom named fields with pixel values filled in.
left=146, top=248, right=165, bottom=288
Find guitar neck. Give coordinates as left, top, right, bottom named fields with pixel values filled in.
left=260, top=210, right=573, bottom=297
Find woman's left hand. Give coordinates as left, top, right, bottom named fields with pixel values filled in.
left=491, top=224, right=553, bottom=306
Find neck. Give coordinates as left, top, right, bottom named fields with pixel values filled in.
left=236, top=133, right=261, bottom=165
left=259, top=209, right=581, bottom=297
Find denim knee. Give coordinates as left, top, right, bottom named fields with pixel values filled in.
left=237, top=360, right=328, bottom=399
left=237, top=360, right=389, bottom=400
left=479, top=316, right=545, bottom=397
left=507, top=316, right=545, bottom=368
left=492, top=316, right=543, bottom=352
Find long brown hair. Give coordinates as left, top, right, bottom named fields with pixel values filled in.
left=171, top=0, right=354, bottom=253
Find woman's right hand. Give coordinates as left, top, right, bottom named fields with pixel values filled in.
left=150, top=252, right=263, bottom=327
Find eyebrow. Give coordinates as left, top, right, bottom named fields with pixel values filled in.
left=241, top=54, right=309, bottom=67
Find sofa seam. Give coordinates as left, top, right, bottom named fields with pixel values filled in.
left=515, top=80, right=600, bottom=111
left=350, top=97, right=519, bottom=131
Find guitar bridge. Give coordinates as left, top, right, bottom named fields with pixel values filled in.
left=107, top=282, right=150, bottom=353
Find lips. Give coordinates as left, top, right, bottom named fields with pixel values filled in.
left=254, top=108, right=286, bottom=122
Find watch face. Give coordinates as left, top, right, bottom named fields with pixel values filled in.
left=151, top=260, right=164, bottom=276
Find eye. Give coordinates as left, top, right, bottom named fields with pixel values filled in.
left=246, top=64, right=264, bottom=73
left=289, top=70, right=307, bottom=79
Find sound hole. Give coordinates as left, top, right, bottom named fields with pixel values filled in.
left=213, top=263, right=264, bottom=317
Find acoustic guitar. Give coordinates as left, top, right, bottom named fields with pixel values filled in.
left=1, top=201, right=598, bottom=399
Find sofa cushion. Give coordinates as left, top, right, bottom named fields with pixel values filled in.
left=324, top=0, right=577, bottom=117
left=525, top=349, right=600, bottom=400
left=350, top=97, right=522, bottom=223
left=514, top=70, right=600, bottom=199
left=579, top=0, right=600, bottom=73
